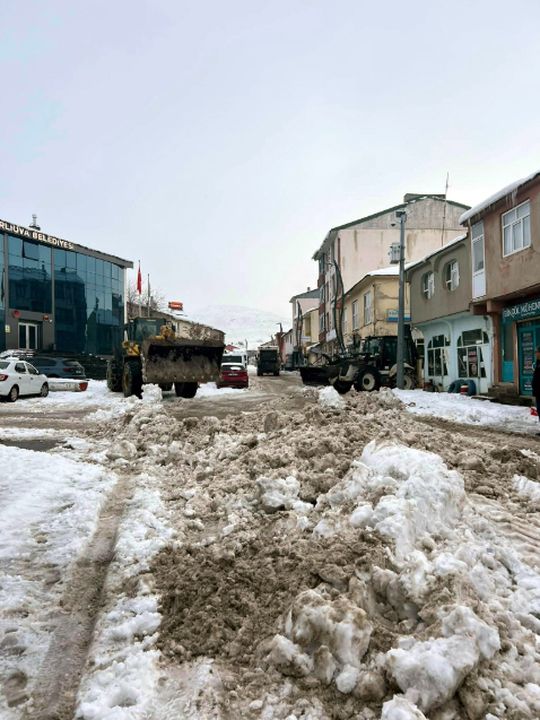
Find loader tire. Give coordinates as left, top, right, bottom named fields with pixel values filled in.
left=122, top=361, right=142, bottom=398
left=403, top=372, right=416, bottom=390
left=354, top=366, right=381, bottom=392
left=333, top=380, right=353, bottom=394
left=174, top=382, right=184, bottom=397
left=159, top=382, right=173, bottom=392
left=181, top=382, right=198, bottom=399
left=106, top=359, right=123, bottom=392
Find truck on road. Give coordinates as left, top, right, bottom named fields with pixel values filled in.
left=257, top=346, right=280, bottom=376
left=107, top=317, right=225, bottom=398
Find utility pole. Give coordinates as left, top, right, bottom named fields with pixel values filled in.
left=396, top=210, right=407, bottom=389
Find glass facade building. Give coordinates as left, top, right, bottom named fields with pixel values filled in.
left=0, top=219, right=132, bottom=355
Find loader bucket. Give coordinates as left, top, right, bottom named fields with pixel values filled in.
left=141, top=338, right=225, bottom=385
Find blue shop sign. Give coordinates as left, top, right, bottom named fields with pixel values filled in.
left=387, top=309, right=411, bottom=323
left=502, top=297, right=540, bottom=323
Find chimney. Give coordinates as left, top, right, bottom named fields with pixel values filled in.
left=29, top=214, right=41, bottom=230
left=307, top=286, right=311, bottom=291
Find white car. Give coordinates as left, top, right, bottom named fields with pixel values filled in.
left=0, top=359, right=49, bottom=402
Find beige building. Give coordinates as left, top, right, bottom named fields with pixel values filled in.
left=342, top=267, right=409, bottom=348
left=313, top=194, right=469, bottom=353
left=289, top=288, right=320, bottom=365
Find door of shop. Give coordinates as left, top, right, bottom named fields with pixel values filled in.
left=18, top=322, right=40, bottom=351
left=517, top=322, right=540, bottom=395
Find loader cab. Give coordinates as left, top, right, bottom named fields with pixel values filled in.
left=125, top=318, right=170, bottom=343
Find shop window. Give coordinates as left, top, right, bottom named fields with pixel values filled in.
left=457, top=329, right=488, bottom=379
left=444, top=260, right=460, bottom=291
left=422, top=272, right=435, bottom=299
left=502, top=200, right=531, bottom=256
left=427, top=334, right=449, bottom=377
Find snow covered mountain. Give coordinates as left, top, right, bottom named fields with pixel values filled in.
left=186, top=305, right=290, bottom=348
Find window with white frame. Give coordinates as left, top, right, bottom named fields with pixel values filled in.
left=502, top=200, right=531, bottom=256
left=363, top=291, right=373, bottom=324
left=422, top=271, right=435, bottom=299
left=319, top=313, right=325, bottom=333
left=319, top=285, right=325, bottom=303
left=329, top=311, right=334, bottom=330
left=352, top=300, right=359, bottom=330
left=343, top=309, right=349, bottom=335
left=472, top=222, right=485, bottom=272
left=444, top=260, right=460, bottom=291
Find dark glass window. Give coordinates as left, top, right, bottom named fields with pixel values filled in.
left=8, top=236, right=22, bottom=256
left=8, top=236, right=52, bottom=313
left=22, top=240, right=40, bottom=261
left=54, top=249, right=66, bottom=269
left=77, top=254, right=87, bottom=273
left=0, top=234, right=5, bottom=352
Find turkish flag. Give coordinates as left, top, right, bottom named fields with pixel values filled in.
left=137, top=262, right=142, bottom=295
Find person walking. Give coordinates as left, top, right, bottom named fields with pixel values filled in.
left=533, top=347, right=540, bottom=435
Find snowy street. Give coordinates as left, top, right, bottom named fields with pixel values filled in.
left=1, top=378, right=539, bottom=719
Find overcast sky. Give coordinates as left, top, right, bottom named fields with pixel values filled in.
left=2, top=0, right=540, bottom=316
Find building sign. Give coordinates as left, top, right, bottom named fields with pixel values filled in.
left=387, top=309, right=411, bottom=323
left=502, top=297, right=540, bottom=322
left=168, top=301, right=183, bottom=311
left=0, top=219, right=74, bottom=251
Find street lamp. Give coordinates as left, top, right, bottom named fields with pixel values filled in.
left=389, top=210, right=407, bottom=389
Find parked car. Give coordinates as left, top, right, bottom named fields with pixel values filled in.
left=217, top=362, right=249, bottom=389
left=0, top=360, right=49, bottom=402
left=23, top=356, right=86, bottom=379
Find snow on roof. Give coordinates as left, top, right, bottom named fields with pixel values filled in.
left=365, top=265, right=399, bottom=277
left=406, top=234, right=467, bottom=272
left=459, top=171, right=540, bottom=224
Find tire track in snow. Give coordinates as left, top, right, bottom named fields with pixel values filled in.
left=25, top=476, right=133, bottom=720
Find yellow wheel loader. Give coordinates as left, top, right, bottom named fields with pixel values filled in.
left=107, top=317, right=225, bottom=398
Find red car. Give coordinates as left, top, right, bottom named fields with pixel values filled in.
left=217, top=362, right=249, bottom=389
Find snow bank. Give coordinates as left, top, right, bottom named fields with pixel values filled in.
left=196, top=381, right=246, bottom=398
left=265, top=440, right=540, bottom=716
left=0, top=445, right=116, bottom=716
left=513, top=474, right=540, bottom=508
left=394, top=388, right=539, bottom=434
left=318, top=386, right=345, bottom=409
left=76, top=407, right=174, bottom=720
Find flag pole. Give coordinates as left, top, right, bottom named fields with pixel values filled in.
left=137, top=260, right=142, bottom=317
left=147, top=274, right=151, bottom=317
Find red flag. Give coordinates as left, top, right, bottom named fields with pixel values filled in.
left=137, top=261, right=142, bottom=295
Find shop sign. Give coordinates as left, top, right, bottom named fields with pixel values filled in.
left=502, top=297, right=540, bottom=322
left=387, top=309, right=411, bottom=322
left=0, top=219, right=74, bottom=251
